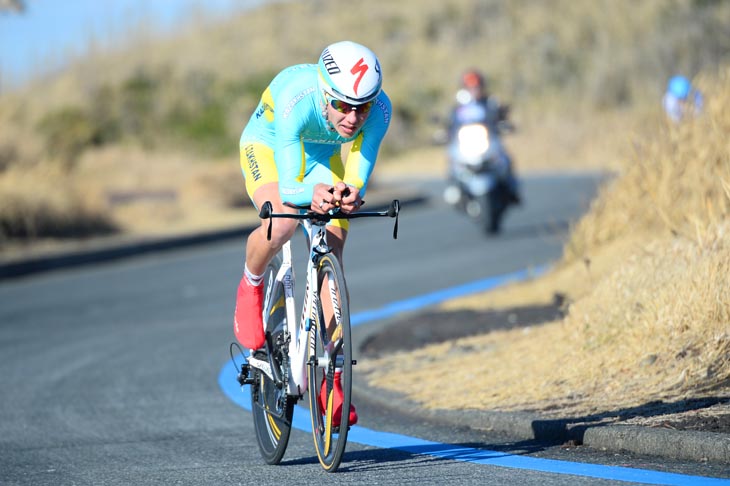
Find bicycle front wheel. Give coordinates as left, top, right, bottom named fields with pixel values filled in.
left=307, top=253, right=352, bottom=472
left=250, top=254, right=295, bottom=465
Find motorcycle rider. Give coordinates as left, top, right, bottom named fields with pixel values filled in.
left=446, top=69, right=520, bottom=205
left=448, top=70, right=509, bottom=133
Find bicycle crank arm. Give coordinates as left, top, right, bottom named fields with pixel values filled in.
left=247, top=355, right=279, bottom=385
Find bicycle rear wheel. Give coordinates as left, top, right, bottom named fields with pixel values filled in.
left=307, top=253, right=352, bottom=472
left=250, top=254, right=295, bottom=465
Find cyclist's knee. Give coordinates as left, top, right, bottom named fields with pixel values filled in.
left=264, top=218, right=298, bottom=249
left=327, top=226, right=348, bottom=243
left=327, top=226, right=348, bottom=260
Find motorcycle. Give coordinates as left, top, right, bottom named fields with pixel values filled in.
left=441, top=96, right=519, bottom=235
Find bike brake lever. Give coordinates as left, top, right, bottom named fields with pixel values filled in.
left=390, top=200, right=400, bottom=239
left=259, top=201, right=274, bottom=241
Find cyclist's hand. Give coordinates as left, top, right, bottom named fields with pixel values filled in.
left=333, top=181, right=362, bottom=213
left=312, top=183, right=336, bottom=214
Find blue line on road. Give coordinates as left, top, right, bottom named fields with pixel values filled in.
left=219, top=270, right=729, bottom=485
left=351, top=266, right=548, bottom=327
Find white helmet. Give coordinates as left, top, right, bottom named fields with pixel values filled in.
left=318, top=41, right=382, bottom=104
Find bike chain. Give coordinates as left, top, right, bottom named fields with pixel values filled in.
left=279, top=331, right=290, bottom=386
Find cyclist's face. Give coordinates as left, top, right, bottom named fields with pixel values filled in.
left=326, top=99, right=371, bottom=138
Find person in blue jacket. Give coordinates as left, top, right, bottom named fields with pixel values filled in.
left=662, top=75, right=703, bottom=123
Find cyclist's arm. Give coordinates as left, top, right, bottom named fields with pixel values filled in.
left=274, top=90, right=318, bottom=206
left=276, top=131, right=310, bottom=206
left=342, top=93, right=392, bottom=199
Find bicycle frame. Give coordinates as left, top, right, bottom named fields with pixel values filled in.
left=247, top=200, right=400, bottom=398
left=233, top=199, right=399, bottom=471
left=260, top=217, right=330, bottom=396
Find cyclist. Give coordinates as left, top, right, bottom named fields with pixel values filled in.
left=234, top=41, right=392, bottom=426
left=662, top=74, right=703, bottom=123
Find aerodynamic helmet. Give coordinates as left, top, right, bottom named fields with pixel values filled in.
left=318, top=41, right=382, bottom=105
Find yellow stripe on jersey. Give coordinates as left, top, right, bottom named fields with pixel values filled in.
left=261, top=87, right=275, bottom=123
left=296, top=134, right=306, bottom=183
left=343, top=131, right=366, bottom=189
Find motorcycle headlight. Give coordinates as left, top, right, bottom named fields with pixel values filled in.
left=457, top=124, right=490, bottom=159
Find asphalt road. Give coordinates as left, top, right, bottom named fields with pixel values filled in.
left=2, top=174, right=728, bottom=484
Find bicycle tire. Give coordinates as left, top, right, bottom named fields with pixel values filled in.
left=307, top=253, right=352, bottom=472
left=250, top=254, right=295, bottom=465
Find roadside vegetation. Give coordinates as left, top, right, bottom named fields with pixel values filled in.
left=0, top=0, right=729, bottom=420
left=2, top=0, right=730, bottom=245
left=363, top=67, right=730, bottom=418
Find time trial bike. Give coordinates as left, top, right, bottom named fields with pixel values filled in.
left=230, top=198, right=399, bottom=472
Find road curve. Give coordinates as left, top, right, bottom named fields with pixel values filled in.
left=7, top=174, right=725, bottom=484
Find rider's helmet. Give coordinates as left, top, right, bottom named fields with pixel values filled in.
left=318, top=41, right=382, bottom=105
left=461, top=69, right=485, bottom=89
left=460, top=69, right=488, bottom=103
left=667, top=75, right=692, bottom=100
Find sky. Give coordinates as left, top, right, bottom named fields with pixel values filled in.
left=0, top=0, right=268, bottom=90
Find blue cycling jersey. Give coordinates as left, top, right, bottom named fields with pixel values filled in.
left=240, top=64, right=392, bottom=206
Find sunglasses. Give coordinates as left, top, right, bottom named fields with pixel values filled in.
left=328, top=97, right=374, bottom=115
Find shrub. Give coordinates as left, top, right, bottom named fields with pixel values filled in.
left=36, top=107, right=97, bottom=170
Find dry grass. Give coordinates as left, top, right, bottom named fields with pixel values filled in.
left=361, top=229, right=730, bottom=417
left=565, top=70, right=730, bottom=262
left=71, top=147, right=252, bottom=232
left=2, top=0, right=730, bottom=420
left=0, top=145, right=256, bottom=256
left=5, top=0, right=730, bottom=139
left=3, top=0, right=729, bottom=245
left=0, top=164, right=115, bottom=241
left=0, top=94, right=633, bottom=255
left=361, top=67, right=730, bottom=417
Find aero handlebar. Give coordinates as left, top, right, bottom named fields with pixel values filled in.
left=258, top=199, right=400, bottom=240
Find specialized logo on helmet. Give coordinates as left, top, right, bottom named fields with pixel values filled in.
left=350, top=58, right=369, bottom=96
left=320, top=48, right=341, bottom=75
left=318, top=41, right=382, bottom=103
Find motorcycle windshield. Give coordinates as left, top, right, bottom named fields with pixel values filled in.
left=454, top=102, right=488, bottom=124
